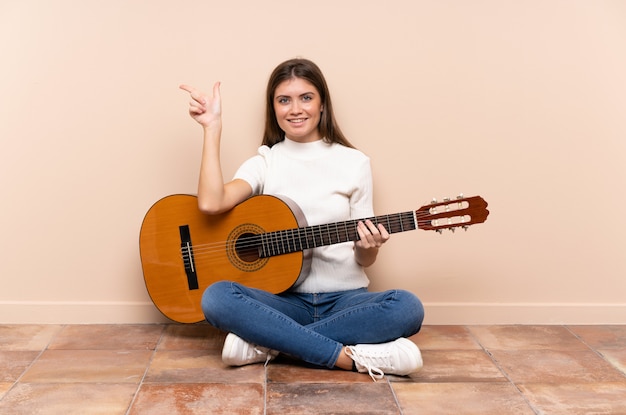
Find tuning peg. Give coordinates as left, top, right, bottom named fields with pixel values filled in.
left=462, top=225, right=469, bottom=231
left=456, top=193, right=464, bottom=200
left=449, top=227, right=456, bottom=233
left=443, top=197, right=451, bottom=202
left=436, top=229, right=443, bottom=234
left=431, top=198, right=438, bottom=204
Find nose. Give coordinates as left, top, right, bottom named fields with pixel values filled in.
left=289, top=100, right=302, bottom=114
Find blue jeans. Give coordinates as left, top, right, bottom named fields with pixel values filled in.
left=201, top=281, right=424, bottom=368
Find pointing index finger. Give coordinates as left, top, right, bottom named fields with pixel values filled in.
left=179, top=84, right=194, bottom=93
left=179, top=83, right=206, bottom=105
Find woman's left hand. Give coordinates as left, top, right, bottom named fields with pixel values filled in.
left=355, top=220, right=390, bottom=250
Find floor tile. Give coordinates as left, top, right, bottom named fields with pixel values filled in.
left=129, top=383, right=264, bottom=415
left=518, top=382, right=626, bottom=415
left=469, top=325, right=588, bottom=351
left=267, top=382, right=400, bottom=414
left=405, top=350, right=507, bottom=383
left=568, top=325, right=626, bottom=349
left=0, top=351, right=40, bottom=382
left=0, top=383, right=13, bottom=399
left=411, top=325, right=482, bottom=350
left=158, top=323, right=226, bottom=351
left=0, top=325, right=63, bottom=351
left=20, top=349, right=152, bottom=383
left=267, top=359, right=372, bottom=383
left=489, top=349, right=626, bottom=384
left=145, top=350, right=265, bottom=384
left=0, top=382, right=137, bottom=415
left=597, top=348, right=626, bottom=375
left=48, top=324, right=164, bottom=350
left=393, top=382, right=535, bottom=415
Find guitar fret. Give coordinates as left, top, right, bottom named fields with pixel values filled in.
left=273, top=232, right=280, bottom=255
left=348, top=220, right=359, bottom=241
left=316, top=225, right=322, bottom=246
left=286, top=230, right=292, bottom=253
left=280, top=230, right=287, bottom=254
left=263, top=233, right=270, bottom=257
left=284, top=229, right=291, bottom=254
left=272, top=232, right=280, bottom=255
left=303, top=227, right=309, bottom=249
left=290, top=229, right=298, bottom=253
left=269, top=233, right=276, bottom=257
left=290, top=229, right=295, bottom=253
left=302, top=227, right=308, bottom=248
left=279, top=230, right=286, bottom=254
left=294, top=228, right=302, bottom=252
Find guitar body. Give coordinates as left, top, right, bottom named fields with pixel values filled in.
left=139, top=194, right=309, bottom=323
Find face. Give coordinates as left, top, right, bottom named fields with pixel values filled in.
left=273, top=77, right=324, bottom=143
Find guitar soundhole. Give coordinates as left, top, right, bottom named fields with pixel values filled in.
left=227, top=224, right=269, bottom=272
left=236, top=233, right=261, bottom=262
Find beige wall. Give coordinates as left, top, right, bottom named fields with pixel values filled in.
left=1, top=0, right=625, bottom=324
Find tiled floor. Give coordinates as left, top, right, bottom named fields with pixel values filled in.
left=1, top=324, right=625, bottom=414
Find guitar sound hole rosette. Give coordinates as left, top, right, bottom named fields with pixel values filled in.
left=226, top=223, right=269, bottom=272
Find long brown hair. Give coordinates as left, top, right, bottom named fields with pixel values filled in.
left=262, top=58, right=354, bottom=148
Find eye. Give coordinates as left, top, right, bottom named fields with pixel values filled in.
left=276, top=97, right=290, bottom=104
left=302, top=95, right=313, bottom=101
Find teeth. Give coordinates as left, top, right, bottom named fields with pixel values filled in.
left=289, top=119, right=305, bottom=123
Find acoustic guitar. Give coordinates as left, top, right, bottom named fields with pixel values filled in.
left=139, top=194, right=489, bottom=323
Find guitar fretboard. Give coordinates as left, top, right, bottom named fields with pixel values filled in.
left=258, top=211, right=417, bottom=258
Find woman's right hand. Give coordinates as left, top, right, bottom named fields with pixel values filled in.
left=179, top=82, right=221, bottom=128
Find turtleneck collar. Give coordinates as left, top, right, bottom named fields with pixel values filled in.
left=280, top=137, right=332, bottom=160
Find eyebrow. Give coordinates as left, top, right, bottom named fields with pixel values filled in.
left=275, top=91, right=317, bottom=99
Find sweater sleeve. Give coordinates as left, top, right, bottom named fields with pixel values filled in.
left=349, top=157, right=375, bottom=220
left=232, top=145, right=270, bottom=196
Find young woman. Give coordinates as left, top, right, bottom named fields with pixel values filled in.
left=180, top=58, right=424, bottom=380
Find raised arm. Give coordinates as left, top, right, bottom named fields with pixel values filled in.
left=180, top=83, right=252, bottom=214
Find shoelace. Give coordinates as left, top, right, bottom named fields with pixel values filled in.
left=251, top=346, right=276, bottom=367
left=345, top=346, right=385, bottom=382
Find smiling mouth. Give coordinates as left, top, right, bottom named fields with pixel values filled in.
left=288, top=118, right=307, bottom=124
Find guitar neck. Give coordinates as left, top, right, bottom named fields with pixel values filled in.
left=258, top=211, right=416, bottom=258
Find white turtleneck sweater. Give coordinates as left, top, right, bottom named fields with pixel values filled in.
left=233, top=138, right=374, bottom=293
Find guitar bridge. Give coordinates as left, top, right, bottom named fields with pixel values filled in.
left=179, top=225, right=199, bottom=290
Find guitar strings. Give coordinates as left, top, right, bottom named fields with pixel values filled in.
left=181, top=212, right=461, bottom=262
left=185, top=212, right=423, bottom=255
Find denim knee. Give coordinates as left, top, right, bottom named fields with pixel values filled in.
left=201, top=280, right=233, bottom=326
left=397, top=289, right=425, bottom=335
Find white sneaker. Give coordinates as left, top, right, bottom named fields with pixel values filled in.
left=345, top=338, right=423, bottom=381
left=221, top=333, right=278, bottom=366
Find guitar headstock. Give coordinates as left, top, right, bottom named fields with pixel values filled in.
left=416, top=195, right=489, bottom=233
